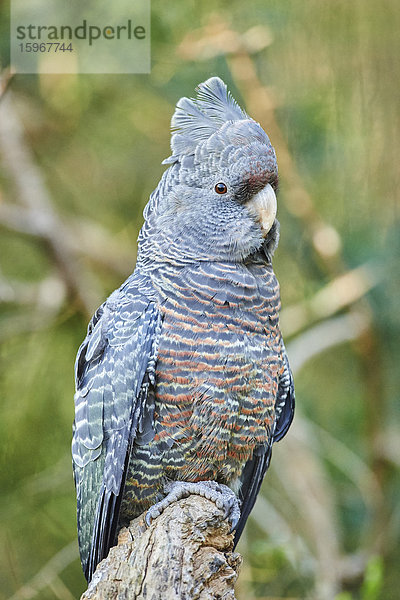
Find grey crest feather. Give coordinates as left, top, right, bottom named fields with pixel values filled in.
left=169, top=77, right=248, bottom=158
left=195, top=77, right=248, bottom=122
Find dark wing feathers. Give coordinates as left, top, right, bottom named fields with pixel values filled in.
left=234, top=444, right=272, bottom=547
left=72, top=277, right=161, bottom=580
left=273, top=348, right=295, bottom=442
left=234, top=347, right=294, bottom=548
left=86, top=445, right=131, bottom=581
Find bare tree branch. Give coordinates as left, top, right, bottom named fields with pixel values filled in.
left=82, top=494, right=241, bottom=600
left=286, top=309, right=370, bottom=374
left=0, top=92, right=101, bottom=317
left=0, top=269, right=66, bottom=309
left=7, top=541, right=78, bottom=600
left=0, top=68, right=15, bottom=101
left=280, top=262, right=381, bottom=338
left=0, top=201, right=134, bottom=277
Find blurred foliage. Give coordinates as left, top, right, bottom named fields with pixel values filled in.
left=0, top=1, right=399, bottom=599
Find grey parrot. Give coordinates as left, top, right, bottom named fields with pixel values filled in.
left=72, top=77, right=295, bottom=581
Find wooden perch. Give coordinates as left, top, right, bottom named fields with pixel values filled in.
left=81, top=494, right=242, bottom=600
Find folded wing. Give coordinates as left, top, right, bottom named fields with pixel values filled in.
left=72, top=277, right=161, bottom=580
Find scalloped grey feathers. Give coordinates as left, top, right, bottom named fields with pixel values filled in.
left=72, top=277, right=161, bottom=579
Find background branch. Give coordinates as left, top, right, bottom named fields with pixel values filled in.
left=0, top=91, right=101, bottom=317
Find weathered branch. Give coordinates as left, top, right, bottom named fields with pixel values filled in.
left=81, top=494, right=241, bottom=600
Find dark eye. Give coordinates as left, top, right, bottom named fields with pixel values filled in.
left=215, top=182, right=228, bottom=194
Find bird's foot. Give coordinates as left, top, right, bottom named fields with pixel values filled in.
left=145, top=480, right=240, bottom=531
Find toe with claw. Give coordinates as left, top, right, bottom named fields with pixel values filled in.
left=145, top=480, right=241, bottom=530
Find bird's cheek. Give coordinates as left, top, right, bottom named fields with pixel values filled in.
left=246, top=183, right=277, bottom=236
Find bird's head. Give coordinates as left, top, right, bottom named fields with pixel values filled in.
left=139, top=77, right=280, bottom=266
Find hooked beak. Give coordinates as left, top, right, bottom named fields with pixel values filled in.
left=246, top=183, right=277, bottom=236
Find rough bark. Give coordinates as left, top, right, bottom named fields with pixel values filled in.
left=81, top=494, right=242, bottom=600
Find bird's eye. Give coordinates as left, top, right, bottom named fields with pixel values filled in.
left=215, top=182, right=228, bottom=194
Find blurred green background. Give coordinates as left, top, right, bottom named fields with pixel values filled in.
left=0, top=1, right=399, bottom=599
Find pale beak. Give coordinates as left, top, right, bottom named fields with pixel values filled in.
left=246, top=183, right=277, bottom=236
